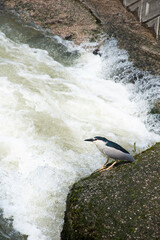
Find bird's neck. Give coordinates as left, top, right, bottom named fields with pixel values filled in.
left=95, top=140, right=107, bottom=152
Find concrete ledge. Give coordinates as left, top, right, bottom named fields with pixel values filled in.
left=122, top=0, right=160, bottom=38
left=141, top=0, right=160, bottom=22
left=123, top=0, right=139, bottom=7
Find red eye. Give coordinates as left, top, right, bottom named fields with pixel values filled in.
left=94, top=138, right=98, bottom=141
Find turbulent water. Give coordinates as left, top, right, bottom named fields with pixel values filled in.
left=0, top=15, right=160, bottom=240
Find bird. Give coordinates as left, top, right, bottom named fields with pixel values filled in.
left=84, top=136, right=135, bottom=172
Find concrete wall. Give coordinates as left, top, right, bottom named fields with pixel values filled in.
left=122, top=0, right=160, bottom=39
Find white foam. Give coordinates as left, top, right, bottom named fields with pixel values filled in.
left=0, top=32, right=159, bottom=240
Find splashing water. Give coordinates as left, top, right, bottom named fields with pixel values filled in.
left=0, top=26, right=159, bottom=240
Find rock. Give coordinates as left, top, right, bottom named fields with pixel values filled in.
left=150, top=99, right=160, bottom=114
left=2, top=0, right=102, bottom=44
left=92, top=48, right=101, bottom=56
left=0, top=210, right=27, bottom=240
left=2, top=0, right=160, bottom=74
left=61, top=143, right=160, bottom=240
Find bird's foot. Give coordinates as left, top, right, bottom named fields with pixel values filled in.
left=95, top=160, right=118, bottom=173
left=94, top=166, right=106, bottom=173
left=94, top=158, right=109, bottom=173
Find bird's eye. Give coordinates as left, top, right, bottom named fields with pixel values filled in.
left=94, top=138, right=98, bottom=141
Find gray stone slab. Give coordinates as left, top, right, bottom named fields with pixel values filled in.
left=128, top=1, right=142, bottom=21
left=141, top=0, right=160, bottom=22
left=123, top=0, right=139, bottom=7
left=129, top=1, right=141, bottom=12
left=146, top=16, right=160, bottom=39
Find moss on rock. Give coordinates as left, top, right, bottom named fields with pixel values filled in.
left=151, top=99, right=160, bottom=114
left=61, top=143, right=160, bottom=240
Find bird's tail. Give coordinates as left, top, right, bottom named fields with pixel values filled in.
left=129, top=154, right=135, bottom=162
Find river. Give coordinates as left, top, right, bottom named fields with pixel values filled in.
left=0, top=14, right=159, bottom=240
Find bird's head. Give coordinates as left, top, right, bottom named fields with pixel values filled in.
left=84, top=136, right=108, bottom=143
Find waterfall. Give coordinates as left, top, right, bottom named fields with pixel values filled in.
left=0, top=17, right=159, bottom=240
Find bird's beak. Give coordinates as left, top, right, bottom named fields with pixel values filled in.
left=84, top=138, right=94, bottom=142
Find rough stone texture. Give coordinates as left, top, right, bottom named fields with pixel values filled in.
left=2, top=0, right=102, bottom=44
left=61, top=143, right=160, bottom=240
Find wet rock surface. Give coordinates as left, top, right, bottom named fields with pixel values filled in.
left=61, top=143, right=160, bottom=240
left=2, top=0, right=102, bottom=44
left=151, top=99, right=160, bottom=114
left=0, top=210, right=27, bottom=240
left=0, top=12, right=80, bottom=66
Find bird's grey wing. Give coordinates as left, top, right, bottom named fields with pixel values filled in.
left=106, top=141, right=129, bottom=154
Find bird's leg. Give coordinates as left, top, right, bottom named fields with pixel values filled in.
left=100, top=156, right=110, bottom=169
left=103, top=156, right=110, bottom=167
left=94, top=157, right=110, bottom=173
left=99, top=160, right=118, bottom=172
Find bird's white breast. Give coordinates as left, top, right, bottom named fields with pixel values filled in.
left=95, top=140, right=107, bottom=153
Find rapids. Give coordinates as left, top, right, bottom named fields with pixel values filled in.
left=0, top=15, right=159, bottom=240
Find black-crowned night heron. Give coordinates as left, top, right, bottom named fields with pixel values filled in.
left=84, top=136, right=135, bottom=172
